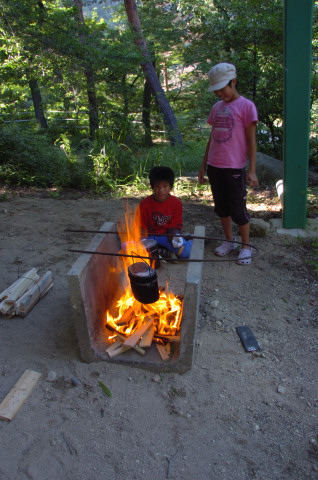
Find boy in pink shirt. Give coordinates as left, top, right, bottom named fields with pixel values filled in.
left=198, top=62, right=258, bottom=265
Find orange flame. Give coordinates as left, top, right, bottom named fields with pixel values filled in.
left=105, top=203, right=183, bottom=341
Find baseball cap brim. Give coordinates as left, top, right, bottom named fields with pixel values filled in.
left=208, top=79, right=231, bottom=91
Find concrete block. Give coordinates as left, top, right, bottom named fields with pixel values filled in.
left=67, top=224, right=205, bottom=373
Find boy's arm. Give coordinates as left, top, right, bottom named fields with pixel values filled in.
left=198, top=135, right=211, bottom=183
left=245, top=123, right=258, bottom=187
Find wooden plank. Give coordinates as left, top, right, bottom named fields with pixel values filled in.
left=106, top=339, right=123, bottom=354
left=0, top=369, right=41, bottom=421
left=14, top=271, right=53, bottom=317
left=0, top=269, right=39, bottom=314
left=116, top=306, right=134, bottom=326
left=114, top=332, right=146, bottom=356
left=155, top=334, right=180, bottom=342
left=123, top=318, right=154, bottom=348
left=107, top=344, right=132, bottom=358
left=156, top=344, right=170, bottom=361
left=139, top=324, right=155, bottom=347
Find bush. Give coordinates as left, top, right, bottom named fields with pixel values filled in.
left=0, top=125, right=90, bottom=188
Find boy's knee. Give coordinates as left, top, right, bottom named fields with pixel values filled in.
left=177, top=240, right=192, bottom=259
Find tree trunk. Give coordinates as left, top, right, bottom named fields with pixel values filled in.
left=29, top=79, right=48, bottom=129
left=123, top=0, right=182, bottom=146
left=142, top=79, right=153, bottom=146
left=85, top=67, right=99, bottom=140
left=73, top=0, right=99, bottom=140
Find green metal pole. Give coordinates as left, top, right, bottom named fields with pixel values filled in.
left=283, top=0, right=313, bottom=228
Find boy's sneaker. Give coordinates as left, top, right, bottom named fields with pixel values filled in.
left=236, top=247, right=253, bottom=265
left=214, top=237, right=238, bottom=256
left=158, top=248, right=178, bottom=261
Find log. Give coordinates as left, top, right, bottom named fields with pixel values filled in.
left=106, top=339, right=123, bottom=354
left=107, top=344, right=132, bottom=358
left=139, top=324, right=155, bottom=347
left=114, top=332, right=146, bottom=355
left=154, top=334, right=180, bottom=342
left=116, top=306, right=134, bottom=326
left=0, top=270, right=35, bottom=301
left=123, top=317, right=154, bottom=348
left=0, top=369, right=41, bottom=421
left=14, top=271, right=53, bottom=317
left=0, top=269, right=39, bottom=314
left=156, top=344, right=170, bottom=361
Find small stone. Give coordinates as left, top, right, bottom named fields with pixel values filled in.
left=210, top=300, right=219, bottom=308
left=47, top=371, right=57, bottom=382
left=71, top=376, right=81, bottom=387
left=250, top=218, right=270, bottom=237
left=277, top=385, right=286, bottom=394
left=152, top=374, right=161, bottom=383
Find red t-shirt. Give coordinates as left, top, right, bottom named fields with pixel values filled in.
left=136, top=194, right=183, bottom=235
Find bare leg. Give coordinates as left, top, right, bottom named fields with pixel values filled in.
left=220, top=216, right=233, bottom=240
left=238, top=222, right=250, bottom=249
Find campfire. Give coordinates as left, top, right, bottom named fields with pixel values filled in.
left=67, top=213, right=205, bottom=372
left=104, top=205, right=184, bottom=362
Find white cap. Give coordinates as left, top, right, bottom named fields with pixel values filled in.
left=208, top=63, right=236, bottom=91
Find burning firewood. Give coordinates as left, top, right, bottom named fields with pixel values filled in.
left=154, top=334, right=180, bottom=342
left=139, top=324, right=155, bottom=347
left=116, top=306, right=135, bottom=326
left=104, top=280, right=183, bottom=359
left=123, top=317, right=154, bottom=348
left=105, top=333, right=146, bottom=358
left=114, top=332, right=145, bottom=356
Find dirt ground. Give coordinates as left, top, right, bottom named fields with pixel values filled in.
left=0, top=188, right=318, bottom=480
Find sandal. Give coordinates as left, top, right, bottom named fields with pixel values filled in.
left=215, top=237, right=238, bottom=256
left=236, top=247, right=253, bottom=265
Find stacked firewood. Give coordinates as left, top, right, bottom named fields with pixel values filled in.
left=0, top=268, right=53, bottom=318
left=105, top=302, right=183, bottom=362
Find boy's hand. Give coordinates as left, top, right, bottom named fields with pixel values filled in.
left=172, top=236, right=183, bottom=248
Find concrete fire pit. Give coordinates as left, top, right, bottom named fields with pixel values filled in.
left=68, top=222, right=205, bottom=373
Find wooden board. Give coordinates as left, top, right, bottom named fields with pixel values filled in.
left=0, top=369, right=41, bottom=421
left=156, top=344, right=170, bottom=361
left=139, top=324, right=155, bottom=347
left=123, top=318, right=154, bottom=348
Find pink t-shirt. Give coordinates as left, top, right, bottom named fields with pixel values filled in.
left=206, top=96, right=258, bottom=169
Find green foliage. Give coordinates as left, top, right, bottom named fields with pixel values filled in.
left=88, top=139, right=136, bottom=193
left=0, top=125, right=91, bottom=188
left=136, top=141, right=206, bottom=174
left=0, top=0, right=317, bottom=190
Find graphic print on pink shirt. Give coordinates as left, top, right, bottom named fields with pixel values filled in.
left=212, top=106, right=235, bottom=144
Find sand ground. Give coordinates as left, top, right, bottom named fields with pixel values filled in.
left=0, top=191, right=317, bottom=480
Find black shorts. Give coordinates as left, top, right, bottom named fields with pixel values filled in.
left=207, top=165, right=250, bottom=226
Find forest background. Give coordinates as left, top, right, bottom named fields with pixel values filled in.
left=0, top=0, right=317, bottom=197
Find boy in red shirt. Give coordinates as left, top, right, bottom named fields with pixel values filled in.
left=135, top=166, right=192, bottom=259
